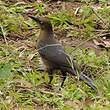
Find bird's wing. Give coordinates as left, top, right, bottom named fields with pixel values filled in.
left=38, top=44, right=73, bottom=68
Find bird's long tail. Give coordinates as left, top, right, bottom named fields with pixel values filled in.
left=69, top=62, right=97, bottom=91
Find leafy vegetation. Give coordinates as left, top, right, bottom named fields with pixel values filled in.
left=0, top=0, right=110, bottom=109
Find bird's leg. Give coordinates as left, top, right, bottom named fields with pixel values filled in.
left=61, top=71, right=67, bottom=87
left=47, top=69, right=53, bottom=85
left=46, top=69, right=53, bottom=90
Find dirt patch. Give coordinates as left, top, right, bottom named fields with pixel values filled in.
left=48, top=1, right=83, bottom=13
left=60, top=37, right=104, bottom=56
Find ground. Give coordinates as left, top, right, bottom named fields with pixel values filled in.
left=0, top=0, right=110, bottom=110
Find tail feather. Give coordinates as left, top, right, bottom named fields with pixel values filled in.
left=78, top=72, right=97, bottom=91
left=69, top=62, right=97, bottom=91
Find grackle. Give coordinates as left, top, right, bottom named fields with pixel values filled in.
left=29, top=15, right=97, bottom=91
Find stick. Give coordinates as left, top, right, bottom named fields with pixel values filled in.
left=38, top=88, right=62, bottom=97
left=91, top=6, right=106, bottom=26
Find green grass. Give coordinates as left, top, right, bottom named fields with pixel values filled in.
left=0, top=0, right=110, bottom=109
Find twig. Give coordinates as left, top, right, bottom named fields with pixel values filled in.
left=15, top=85, right=32, bottom=89
left=99, top=32, right=110, bottom=37
left=93, top=30, right=110, bottom=32
left=91, top=6, right=106, bottom=26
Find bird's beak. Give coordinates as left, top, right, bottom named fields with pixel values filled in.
left=28, top=15, right=40, bottom=23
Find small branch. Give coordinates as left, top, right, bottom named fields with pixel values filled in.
left=99, top=32, right=110, bottom=37
left=91, top=6, right=106, bottom=26
left=37, top=88, right=62, bottom=97
left=93, top=30, right=110, bottom=32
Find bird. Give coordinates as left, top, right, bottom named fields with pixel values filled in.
left=29, top=15, right=97, bottom=91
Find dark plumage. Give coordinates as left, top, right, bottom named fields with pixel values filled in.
left=29, top=15, right=97, bottom=91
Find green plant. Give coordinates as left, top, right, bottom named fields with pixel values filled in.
left=48, top=10, right=72, bottom=28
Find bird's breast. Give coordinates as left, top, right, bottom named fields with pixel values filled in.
left=41, top=57, right=56, bottom=70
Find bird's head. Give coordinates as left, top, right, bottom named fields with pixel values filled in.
left=29, top=15, right=53, bottom=31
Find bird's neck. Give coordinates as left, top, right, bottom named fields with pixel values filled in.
left=37, top=29, right=58, bottom=46
left=39, top=30, right=54, bottom=40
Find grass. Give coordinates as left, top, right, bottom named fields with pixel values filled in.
left=0, top=0, right=110, bottom=109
